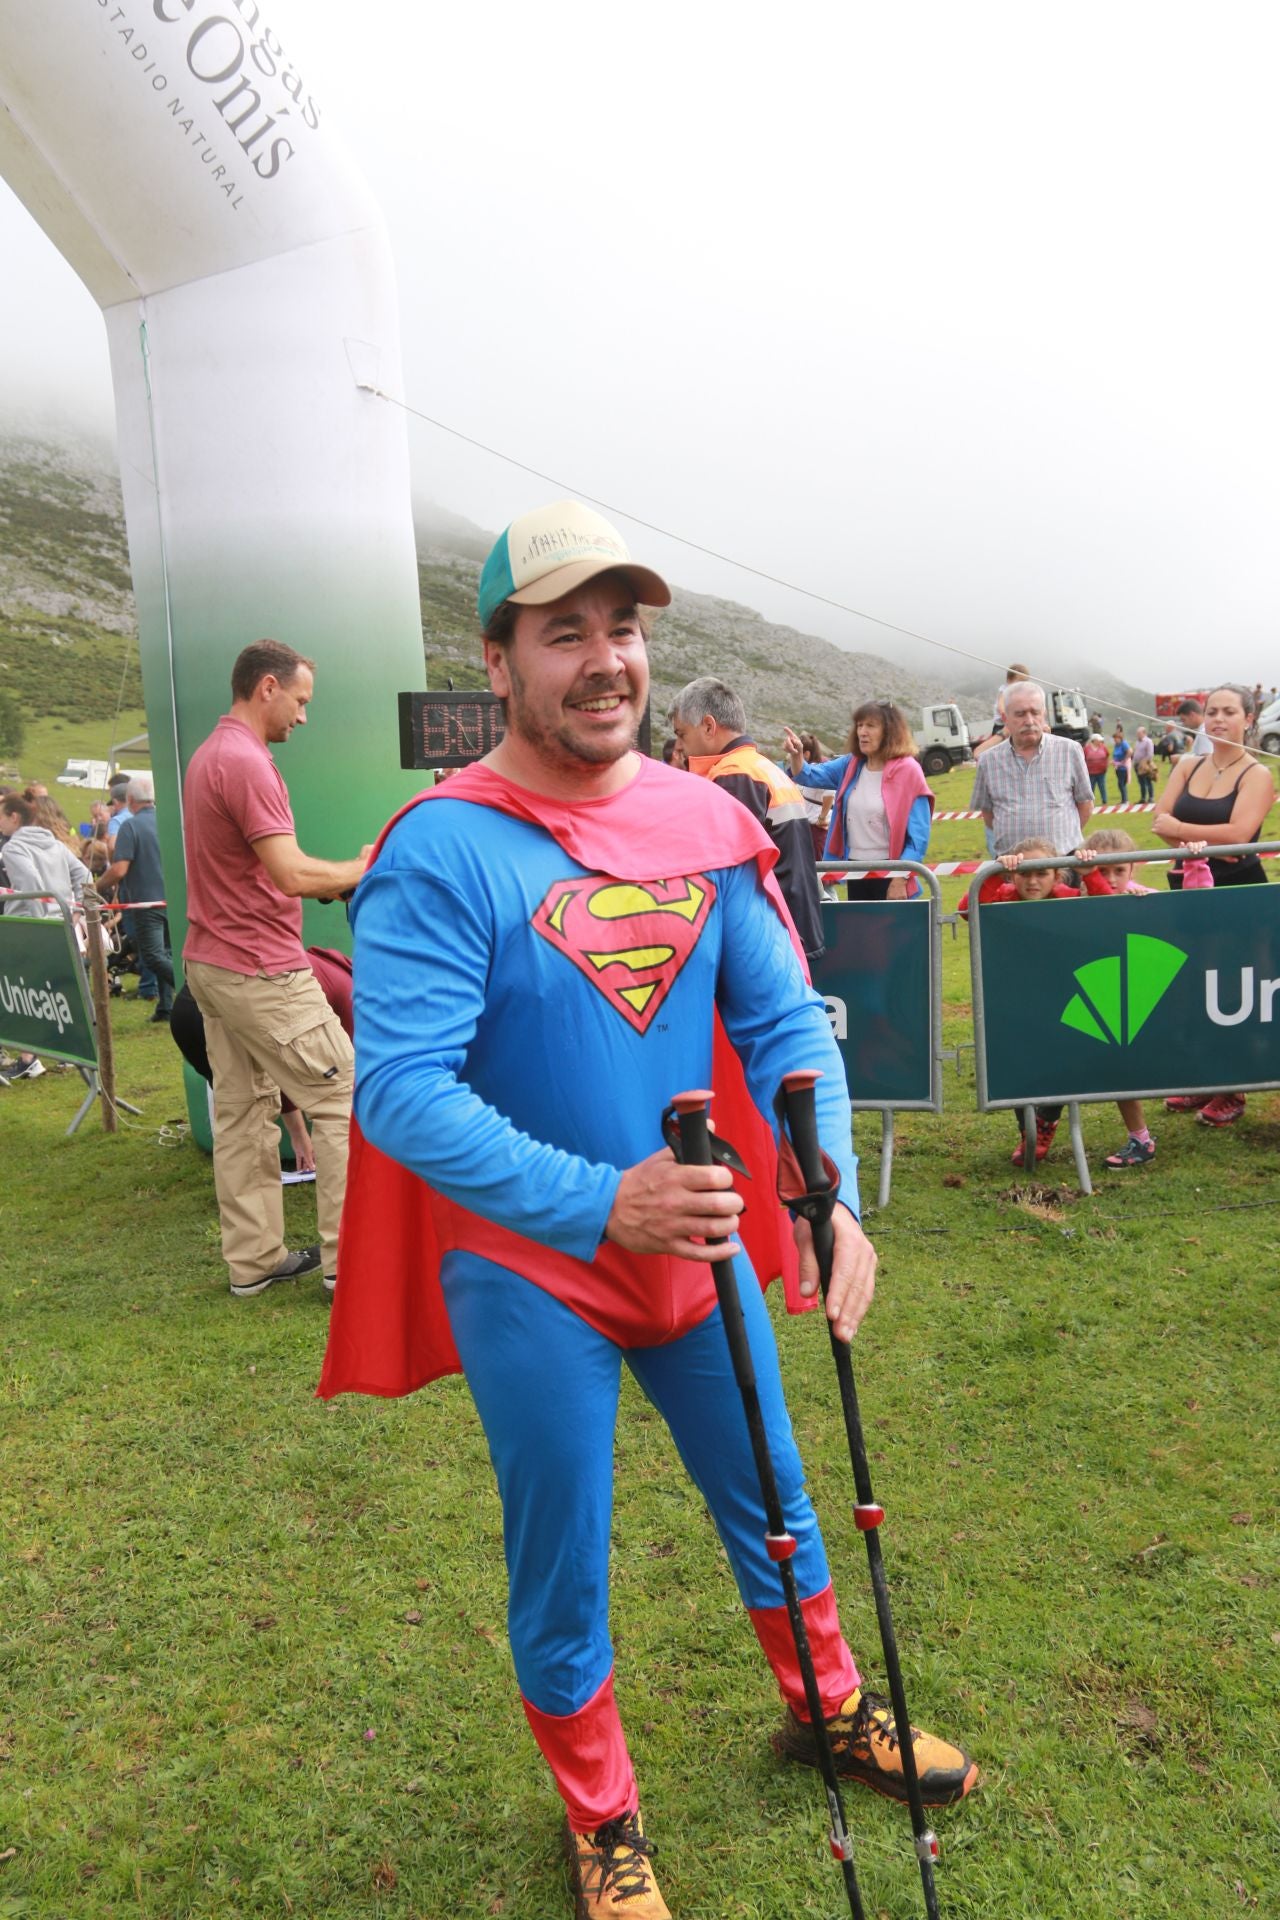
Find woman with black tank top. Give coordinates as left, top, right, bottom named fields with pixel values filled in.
left=1153, top=683, right=1276, bottom=1126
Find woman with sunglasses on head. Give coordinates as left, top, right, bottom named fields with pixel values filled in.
left=1153, top=682, right=1276, bottom=1127
left=783, top=701, right=934, bottom=899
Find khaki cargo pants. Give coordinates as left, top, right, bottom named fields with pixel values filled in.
left=185, top=961, right=354, bottom=1289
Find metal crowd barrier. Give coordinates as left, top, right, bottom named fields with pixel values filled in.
left=966, top=842, right=1280, bottom=1193
left=810, top=860, right=945, bottom=1206
left=0, top=891, right=119, bottom=1133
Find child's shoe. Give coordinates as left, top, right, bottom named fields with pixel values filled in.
left=1197, top=1094, right=1246, bottom=1127
left=1011, top=1117, right=1057, bottom=1166
left=1104, top=1136, right=1155, bottom=1168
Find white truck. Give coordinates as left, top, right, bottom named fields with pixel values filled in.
left=915, top=702, right=972, bottom=777
left=1047, top=688, right=1090, bottom=743
left=56, top=757, right=146, bottom=790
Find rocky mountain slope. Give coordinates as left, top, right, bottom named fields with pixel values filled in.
left=0, top=427, right=1157, bottom=759
left=0, top=428, right=142, bottom=728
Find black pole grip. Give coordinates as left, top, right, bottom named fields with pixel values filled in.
left=780, top=1070, right=826, bottom=1187
left=670, top=1089, right=715, bottom=1176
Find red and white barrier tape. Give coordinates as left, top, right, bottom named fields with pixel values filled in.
left=931, top=801, right=1157, bottom=822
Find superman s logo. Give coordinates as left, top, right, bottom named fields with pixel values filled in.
left=531, top=875, right=717, bottom=1034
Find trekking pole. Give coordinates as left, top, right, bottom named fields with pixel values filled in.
left=664, top=1090, right=868, bottom=1920
left=775, top=1070, right=942, bottom=1920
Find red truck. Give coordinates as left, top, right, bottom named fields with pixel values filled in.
left=1154, top=690, right=1209, bottom=718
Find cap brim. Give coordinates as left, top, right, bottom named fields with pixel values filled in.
left=507, top=557, right=672, bottom=612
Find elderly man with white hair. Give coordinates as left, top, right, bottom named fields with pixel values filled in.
left=970, top=680, right=1093, bottom=855
left=100, top=771, right=174, bottom=1023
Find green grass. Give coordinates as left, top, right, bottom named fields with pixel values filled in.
left=3, top=796, right=1278, bottom=1919
left=7, top=707, right=151, bottom=801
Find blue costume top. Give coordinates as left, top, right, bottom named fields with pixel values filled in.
left=351, top=795, right=858, bottom=1329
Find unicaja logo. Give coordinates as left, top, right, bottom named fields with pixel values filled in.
left=1060, top=935, right=1187, bottom=1045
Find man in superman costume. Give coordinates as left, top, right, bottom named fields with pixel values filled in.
left=320, top=502, right=976, bottom=1919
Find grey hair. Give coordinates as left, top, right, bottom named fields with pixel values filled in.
left=126, top=773, right=155, bottom=803
left=668, top=676, right=747, bottom=734
left=1003, top=680, right=1047, bottom=714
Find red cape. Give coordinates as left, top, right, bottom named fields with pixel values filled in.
left=318, top=758, right=812, bottom=1400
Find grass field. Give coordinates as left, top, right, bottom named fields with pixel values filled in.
left=3, top=762, right=1278, bottom=1919
left=6, top=706, right=151, bottom=805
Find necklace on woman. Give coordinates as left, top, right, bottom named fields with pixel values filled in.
left=1207, top=750, right=1248, bottom=779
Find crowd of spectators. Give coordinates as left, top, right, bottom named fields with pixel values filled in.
left=4, top=658, right=1276, bottom=1173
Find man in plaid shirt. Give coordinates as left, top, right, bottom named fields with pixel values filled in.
left=971, top=681, right=1093, bottom=854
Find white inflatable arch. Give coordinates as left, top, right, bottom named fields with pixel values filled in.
left=0, top=0, right=426, bottom=956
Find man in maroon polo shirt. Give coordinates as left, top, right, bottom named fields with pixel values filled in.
left=182, top=640, right=371, bottom=1299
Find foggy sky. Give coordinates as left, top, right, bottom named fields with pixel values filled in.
left=2, top=0, right=1277, bottom=695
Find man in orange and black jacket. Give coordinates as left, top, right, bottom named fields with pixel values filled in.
left=670, top=676, right=825, bottom=961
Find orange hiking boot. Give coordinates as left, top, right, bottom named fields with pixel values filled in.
left=775, top=1687, right=978, bottom=1806
left=564, top=1809, right=670, bottom=1919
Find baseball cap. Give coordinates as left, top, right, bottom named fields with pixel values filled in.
left=477, top=500, right=672, bottom=629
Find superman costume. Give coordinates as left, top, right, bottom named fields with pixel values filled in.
left=320, top=755, right=866, bottom=1829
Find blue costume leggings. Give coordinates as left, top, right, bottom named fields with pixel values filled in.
left=441, top=1253, right=858, bottom=1826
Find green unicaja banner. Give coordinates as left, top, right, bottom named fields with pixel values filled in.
left=976, top=884, right=1280, bottom=1105
left=0, top=915, right=97, bottom=1068
left=811, top=899, right=936, bottom=1107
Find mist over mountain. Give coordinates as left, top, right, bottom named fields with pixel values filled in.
left=0, top=425, right=1161, bottom=767
left=414, top=498, right=1161, bottom=741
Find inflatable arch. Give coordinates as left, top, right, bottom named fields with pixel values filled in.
left=0, top=0, right=426, bottom=977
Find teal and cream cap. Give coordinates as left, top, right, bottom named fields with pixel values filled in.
left=478, top=499, right=672, bottom=628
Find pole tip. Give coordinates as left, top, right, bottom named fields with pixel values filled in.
left=781, top=1069, right=823, bottom=1092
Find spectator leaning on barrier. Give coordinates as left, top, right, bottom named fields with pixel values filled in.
left=1154, top=681, right=1275, bottom=1130
left=951, top=840, right=1151, bottom=1167
left=669, top=676, right=826, bottom=960
left=98, top=774, right=174, bottom=1025
left=782, top=701, right=934, bottom=900
left=961, top=837, right=1083, bottom=1166
left=181, top=639, right=372, bottom=1300
left=0, top=790, right=92, bottom=1084
left=0, top=790, right=90, bottom=918
left=969, top=681, right=1093, bottom=855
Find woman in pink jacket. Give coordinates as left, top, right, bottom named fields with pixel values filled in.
left=783, top=701, right=935, bottom=898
